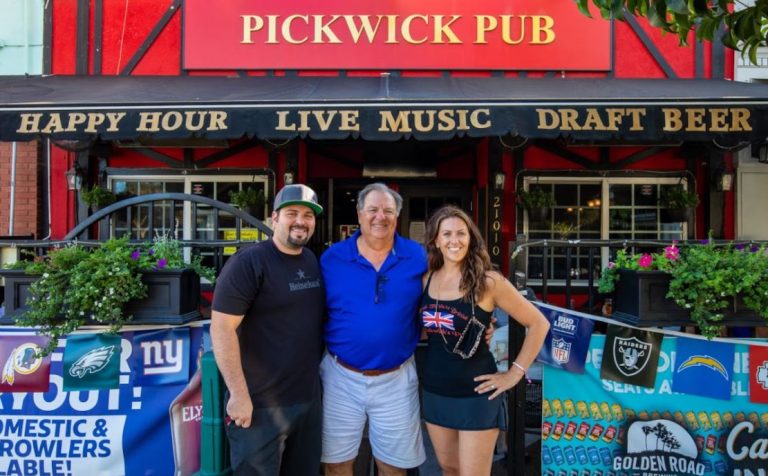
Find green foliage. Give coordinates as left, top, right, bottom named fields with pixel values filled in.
left=17, top=236, right=215, bottom=356
left=575, top=0, right=768, bottom=65
left=597, top=245, right=678, bottom=293
left=80, top=186, right=117, bottom=207
left=659, top=185, right=699, bottom=209
left=598, top=239, right=768, bottom=338
left=229, top=187, right=265, bottom=209
left=518, top=187, right=556, bottom=209
left=667, top=240, right=768, bottom=339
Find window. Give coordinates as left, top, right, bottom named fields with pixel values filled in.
left=523, top=177, right=690, bottom=283
left=108, top=174, right=270, bottom=270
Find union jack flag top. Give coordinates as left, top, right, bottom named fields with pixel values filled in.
left=422, top=309, right=455, bottom=331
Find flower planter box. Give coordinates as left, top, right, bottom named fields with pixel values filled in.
left=611, top=269, right=764, bottom=327
left=0, top=268, right=201, bottom=325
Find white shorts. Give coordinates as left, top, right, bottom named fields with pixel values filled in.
left=319, top=353, right=426, bottom=468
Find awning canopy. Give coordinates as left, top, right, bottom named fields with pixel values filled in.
left=2, top=75, right=768, bottom=145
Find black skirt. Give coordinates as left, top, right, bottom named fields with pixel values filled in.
left=422, top=390, right=508, bottom=431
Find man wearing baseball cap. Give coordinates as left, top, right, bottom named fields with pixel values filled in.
left=211, top=184, right=325, bottom=475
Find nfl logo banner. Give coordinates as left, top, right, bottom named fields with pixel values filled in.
left=535, top=303, right=594, bottom=373
left=63, top=333, right=121, bottom=390
left=0, top=335, right=51, bottom=393
left=131, top=328, right=190, bottom=386
left=749, top=344, right=768, bottom=404
left=600, top=325, right=662, bottom=388
left=672, top=337, right=734, bottom=401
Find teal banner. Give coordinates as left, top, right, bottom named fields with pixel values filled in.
left=542, top=335, right=767, bottom=476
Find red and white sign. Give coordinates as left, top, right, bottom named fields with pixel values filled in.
left=183, top=0, right=611, bottom=71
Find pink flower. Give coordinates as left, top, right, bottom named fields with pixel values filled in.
left=607, top=262, right=615, bottom=269
left=638, top=253, right=653, bottom=268
left=664, top=244, right=680, bottom=261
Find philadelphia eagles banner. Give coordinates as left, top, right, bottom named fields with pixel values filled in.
left=0, top=324, right=205, bottom=476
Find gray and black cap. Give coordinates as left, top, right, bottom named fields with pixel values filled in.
left=273, top=184, right=323, bottom=216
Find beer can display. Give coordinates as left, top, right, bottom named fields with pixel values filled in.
left=542, top=421, right=552, bottom=440
left=552, top=421, right=565, bottom=441
left=601, top=425, right=617, bottom=443
left=586, top=446, right=601, bottom=465
left=599, top=446, right=613, bottom=466
left=705, top=434, right=717, bottom=455
left=564, top=421, right=578, bottom=440
left=563, top=446, right=577, bottom=465
left=542, top=446, right=553, bottom=465
left=576, top=421, right=590, bottom=440
left=588, top=423, right=604, bottom=441
left=575, top=445, right=588, bottom=465
left=551, top=446, right=565, bottom=466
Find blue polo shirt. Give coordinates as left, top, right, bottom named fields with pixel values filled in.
left=321, top=230, right=427, bottom=370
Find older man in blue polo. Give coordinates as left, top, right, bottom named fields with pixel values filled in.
left=320, top=182, right=427, bottom=476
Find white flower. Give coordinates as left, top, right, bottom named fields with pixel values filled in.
left=109, top=288, right=114, bottom=295
left=685, top=304, right=692, bottom=308
left=79, top=311, right=85, bottom=316
left=42, top=273, right=49, bottom=278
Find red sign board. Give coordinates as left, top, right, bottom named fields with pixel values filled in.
left=183, top=0, right=611, bottom=71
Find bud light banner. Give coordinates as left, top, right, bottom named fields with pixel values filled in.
left=542, top=335, right=767, bottom=475
left=0, top=324, right=204, bottom=476
left=535, top=303, right=594, bottom=374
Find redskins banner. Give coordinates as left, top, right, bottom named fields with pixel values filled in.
left=183, top=0, right=611, bottom=71
left=542, top=335, right=767, bottom=475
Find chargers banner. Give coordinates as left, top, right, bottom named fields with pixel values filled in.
left=0, top=325, right=204, bottom=476
left=542, top=334, right=768, bottom=476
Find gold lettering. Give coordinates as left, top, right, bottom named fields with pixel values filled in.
left=297, top=110, right=311, bottom=132
left=313, top=15, right=342, bottom=44
left=433, top=15, right=461, bottom=44
left=83, top=113, right=106, bottom=133
left=379, top=111, right=412, bottom=132
left=582, top=109, right=606, bottom=130
left=412, top=110, right=435, bottom=132
left=531, top=16, right=555, bottom=44
left=402, top=15, right=429, bottom=44
left=470, top=109, right=491, bottom=128
left=732, top=108, right=751, bottom=131
left=161, top=111, right=183, bottom=131
left=663, top=108, right=683, bottom=132
left=284, top=15, right=309, bottom=44
left=208, top=111, right=228, bottom=131
left=64, top=112, right=87, bottom=132
left=338, top=110, right=360, bottom=131
left=502, top=15, right=525, bottom=45
left=184, top=111, right=206, bottom=132
left=138, top=112, right=162, bottom=132
left=312, top=110, right=337, bottom=131
left=537, top=109, right=559, bottom=129
left=560, top=109, right=580, bottom=131
left=343, top=15, right=383, bottom=43
left=105, top=112, right=125, bottom=132
left=241, top=15, right=264, bottom=44
left=437, top=110, right=456, bottom=131
left=385, top=15, right=399, bottom=44
left=710, top=108, right=728, bottom=132
left=275, top=111, right=296, bottom=131
left=455, top=110, right=470, bottom=130
left=16, top=113, right=43, bottom=133
left=604, top=109, right=624, bottom=131
left=686, top=108, right=706, bottom=132
left=266, top=15, right=279, bottom=44
left=626, top=108, right=646, bottom=130
left=474, top=15, right=497, bottom=44
left=41, top=114, right=64, bottom=134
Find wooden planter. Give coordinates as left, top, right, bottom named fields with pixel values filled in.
left=0, top=268, right=201, bottom=325
left=611, top=269, right=764, bottom=327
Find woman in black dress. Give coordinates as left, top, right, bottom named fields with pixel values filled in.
left=420, top=205, right=549, bottom=475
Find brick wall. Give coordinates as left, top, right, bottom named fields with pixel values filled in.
left=0, top=141, right=39, bottom=237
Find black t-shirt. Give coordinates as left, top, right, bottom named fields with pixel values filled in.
left=419, top=293, right=497, bottom=397
left=212, top=240, right=324, bottom=408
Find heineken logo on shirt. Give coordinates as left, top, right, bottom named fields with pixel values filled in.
left=288, top=268, right=321, bottom=291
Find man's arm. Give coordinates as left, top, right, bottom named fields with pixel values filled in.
left=210, top=310, right=253, bottom=428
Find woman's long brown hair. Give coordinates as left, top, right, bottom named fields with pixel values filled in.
left=425, top=205, right=495, bottom=301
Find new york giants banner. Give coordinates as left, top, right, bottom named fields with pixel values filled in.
left=0, top=324, right=204, bottom=476
left=542, top=334, right=767, bottom=476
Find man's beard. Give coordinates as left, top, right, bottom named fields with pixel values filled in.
left=286, top=226, right=310, bottom=248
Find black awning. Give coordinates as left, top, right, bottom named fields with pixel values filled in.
left=2, top=75, right=768, bottom=145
